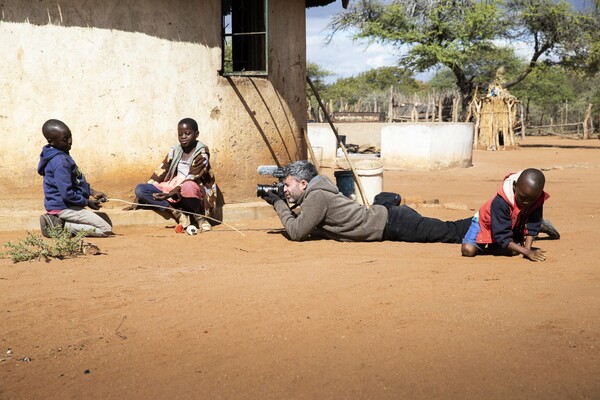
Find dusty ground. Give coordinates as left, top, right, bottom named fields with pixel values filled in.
left=1, top=136, right=599, bottom=399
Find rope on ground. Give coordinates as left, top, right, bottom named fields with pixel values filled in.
left=106, top=198, right=246, bottom=237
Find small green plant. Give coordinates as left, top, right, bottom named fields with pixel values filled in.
left=1, top=226, right=90, bottom=263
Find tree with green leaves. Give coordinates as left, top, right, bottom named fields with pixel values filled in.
left=328, top=0, right=599, bottom=118
left=307, top=62, right=332, bottom=94
left=430, top=46, right=524, bottom=92
left=323, top=66, right=423, bottom=110
left=306, top=62, right=333, bottom=121
left=510, top=64, right=576, bottom=125
left=306, top=63, right=423, bottom=116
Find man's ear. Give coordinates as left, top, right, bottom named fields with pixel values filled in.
left=512, top=181, right=517, bottom=192
left=300, top=180, right=309, bottom=190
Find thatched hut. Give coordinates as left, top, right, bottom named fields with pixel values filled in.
left=470, top=84, right=520, bottom=150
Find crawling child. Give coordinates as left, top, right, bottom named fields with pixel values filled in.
left=461, top=168, right=549, bottom=262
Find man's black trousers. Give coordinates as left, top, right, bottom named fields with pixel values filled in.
left=382, top=205, right=471, bottom=243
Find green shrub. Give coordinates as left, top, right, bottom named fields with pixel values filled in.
left=1, top=227, right=90, bottom=263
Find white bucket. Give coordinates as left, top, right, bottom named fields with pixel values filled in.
left=353, top=159, right=384, bottom=205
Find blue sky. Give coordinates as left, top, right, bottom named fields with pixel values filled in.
left=305, top=0, right=595, bottom=84
left=306, top=2, right=398, bottom=84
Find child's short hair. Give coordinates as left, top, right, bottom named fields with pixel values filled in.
left=178, top=118, right=198, bottom=132
left=519, top=168, right=545, bottom=191
left=42, top=119, right=67, bottom=139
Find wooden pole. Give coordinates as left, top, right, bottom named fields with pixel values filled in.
left=473, top=98, right=481, bottom=147
left=306, top=76, right=370, bottom=206
left=506, top=100, right=515, bottom=146
left=388, top=85, right=394, bottom=123
left=583, top=103, right=593, bottom=140
left=565, top=101, right=569, bottom=134
left=452, top=96, right=459, bottom=122
left=303, top=128, right=321, bottom=174
left=527, top=122, right=583, bottom=129
left=388, top=85, right=394, bottom=122
left=465, top=98, right=473, bottom=123
left=519, top=102, right=525, bottom=140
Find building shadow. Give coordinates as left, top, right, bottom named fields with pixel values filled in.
left=225, top=76, right=282, bottom=166
left=1, top=1, right=219, bottom=44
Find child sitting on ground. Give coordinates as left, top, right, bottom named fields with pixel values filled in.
left=461, top=168, right=550, bottom=261
left=38, top=119, right=113, bottom=237
left=133, top=118, right=216, bottom=232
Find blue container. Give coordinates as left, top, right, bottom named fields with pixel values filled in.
left=334, top=170, right=355, bottom=198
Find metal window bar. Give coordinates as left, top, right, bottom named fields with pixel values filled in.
left=222, top=0, right=268, bottom=76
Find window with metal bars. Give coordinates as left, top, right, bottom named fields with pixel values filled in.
left=221, top=0, right=268, bottom=76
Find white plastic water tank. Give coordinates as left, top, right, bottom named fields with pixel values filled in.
left=381, top=123, right=473, bottom=170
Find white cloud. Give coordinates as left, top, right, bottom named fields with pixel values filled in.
left=305, top=0, right=586, bottom=84
left=306, top=3, right=401, bottom=83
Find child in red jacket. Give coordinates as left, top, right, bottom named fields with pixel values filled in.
left=461, top=168, right=549, bottom=262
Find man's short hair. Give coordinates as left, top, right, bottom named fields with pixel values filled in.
left=284, top=161, right=318, bottom=182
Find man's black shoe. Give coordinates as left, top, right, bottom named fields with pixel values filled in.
left=540, top=219, right=560, bottom=240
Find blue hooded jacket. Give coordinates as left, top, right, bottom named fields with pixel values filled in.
left=37, top=145, right=90, bottom=211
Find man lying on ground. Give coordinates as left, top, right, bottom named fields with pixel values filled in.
left=260, top=161, right=558, bottom=262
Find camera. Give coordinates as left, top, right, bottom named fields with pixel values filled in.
left=256, top=165, right=286, bottom=199
left=256, top=182, right=284, bottom=198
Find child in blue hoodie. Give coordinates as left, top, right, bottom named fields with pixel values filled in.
left=37, top=119, right=112, bottom=237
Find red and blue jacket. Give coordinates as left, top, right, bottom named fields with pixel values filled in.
left=476, top=171, right=549, bottom=248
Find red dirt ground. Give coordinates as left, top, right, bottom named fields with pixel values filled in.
left=1, top=136, right=599, bottom=399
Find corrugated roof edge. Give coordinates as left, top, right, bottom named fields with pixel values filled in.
left=306, top=0, right=349, bottom=9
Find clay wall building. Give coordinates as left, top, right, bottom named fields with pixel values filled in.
left=0, top=0, right=340, bottom=203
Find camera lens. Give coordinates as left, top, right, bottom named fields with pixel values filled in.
left=256, top=184, right=277, bottom=197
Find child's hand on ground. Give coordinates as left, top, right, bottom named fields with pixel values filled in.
left=524, top=248, right=546, bottom=262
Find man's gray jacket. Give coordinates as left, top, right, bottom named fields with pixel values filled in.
left=272, top=175, right=388, bottom=241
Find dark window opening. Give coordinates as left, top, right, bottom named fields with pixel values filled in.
left=222, top=0, right=268, bottom=76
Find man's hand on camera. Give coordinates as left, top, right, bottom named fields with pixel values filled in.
left=262, top=192, right=282, bottom=206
